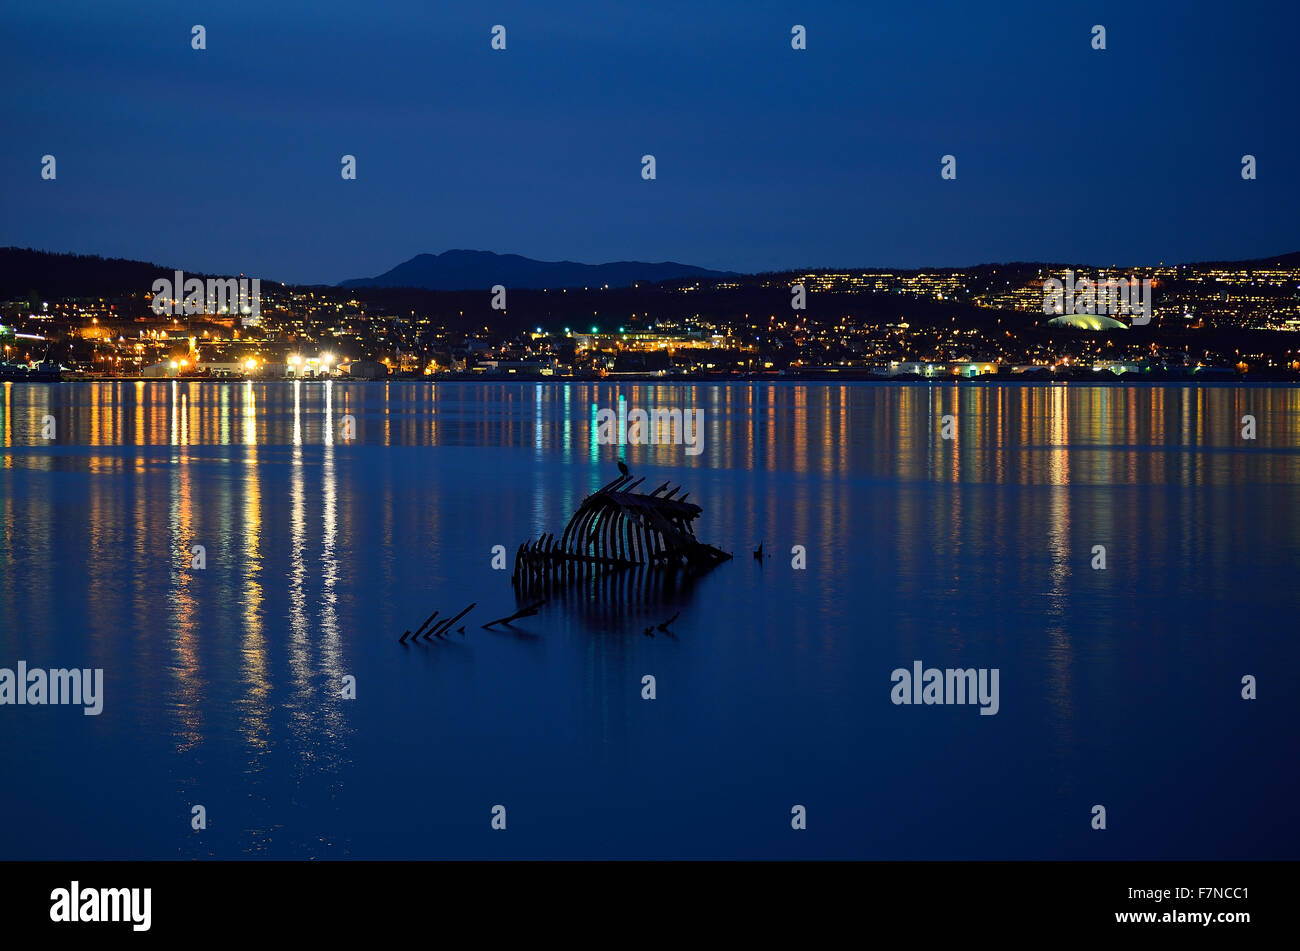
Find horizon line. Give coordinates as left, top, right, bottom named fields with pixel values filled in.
left=3, top=244, right=1299, bottom=291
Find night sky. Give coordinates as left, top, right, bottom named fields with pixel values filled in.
left=3, top=0, right=1297, bottom=284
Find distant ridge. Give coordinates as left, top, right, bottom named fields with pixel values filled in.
left=1184, top=250, right=1300, bottom=269
left=0, top=247, right=199, bottom=300
left=2, top=246, right=1298, bottom=301
left=338, top=249, right=739, bottom=291
left=0, top=247, right=273, bottom=301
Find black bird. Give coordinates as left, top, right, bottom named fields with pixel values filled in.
left=617, top=459, right=630, bottom=477
left=657, top=611, right=680, bottom=633
left=753, top=541, right=764, bottom=561
left=456, top=626, right=465, bottom=635
left=642, top=626, right=655, bottom=638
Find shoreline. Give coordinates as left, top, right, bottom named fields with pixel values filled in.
left=4, top=374, right=1298, bottom=386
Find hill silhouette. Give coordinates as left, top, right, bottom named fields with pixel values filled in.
left=338, top=249, right=738, bottom=291
left=3, top=246, right=1298, bottom=302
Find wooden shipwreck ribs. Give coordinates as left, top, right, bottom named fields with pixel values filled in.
left=512, top=472, right=731, bottom=595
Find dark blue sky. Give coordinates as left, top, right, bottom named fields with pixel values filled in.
left=3, top=0, right=1297, bottom=284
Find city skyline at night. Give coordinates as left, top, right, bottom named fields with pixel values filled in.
left=5, top=244, right=1300, bottom=381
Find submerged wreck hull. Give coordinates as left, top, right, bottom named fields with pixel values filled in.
left=512, top=472, right=731, bottom=598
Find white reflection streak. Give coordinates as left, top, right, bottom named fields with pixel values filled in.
left=244, top=381, right=256, bottom=445
left=293, top=379, right=302, bottom=447
left=561, top=385, right=571, bottom=456
left=535, top=383, right=544, bottom=454
left=323, top=380, right=333, bottom=447
left=288, top=380, right=311, bottom=751
left=320, top=381, right=342, bottom=703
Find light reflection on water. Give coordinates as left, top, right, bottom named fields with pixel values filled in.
left=0, top=381, right=1298, bottom=860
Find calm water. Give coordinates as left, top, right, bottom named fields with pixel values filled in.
left=1, top=381, right=1298, bottom=859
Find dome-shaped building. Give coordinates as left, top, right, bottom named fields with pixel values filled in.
left=1046, top=313, right=1129, bottom=330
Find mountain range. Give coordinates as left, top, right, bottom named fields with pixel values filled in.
left=2, top=246, right=1299, bottom=302
left=338, top=250, right=738, bottom=291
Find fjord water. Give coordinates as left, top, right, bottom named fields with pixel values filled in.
left=1, top=381, right=1297, bottom=860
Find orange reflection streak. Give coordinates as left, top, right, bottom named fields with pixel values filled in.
left=134, top=381, right=145, bottom=448
left=792, top=385, right=808, bottom=474
left=818, top=386, right=833, bottom=478
left=89, top=380, right=100, bottom=446
left=2, top=382, right=11, bottom=461
left=837, top=385, right=849, bottom=475
left=217, top=384, right=230, bottom=446
left=759, top=387, right=769, bottom=472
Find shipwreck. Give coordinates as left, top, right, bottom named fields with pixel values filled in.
left=512, top=469, right=731, bottom=598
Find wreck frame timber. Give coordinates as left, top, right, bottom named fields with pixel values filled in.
left=512, top=473, right=731, bottom=595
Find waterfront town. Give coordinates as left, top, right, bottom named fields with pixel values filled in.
left=3, top=248, right=1300, bottom=382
